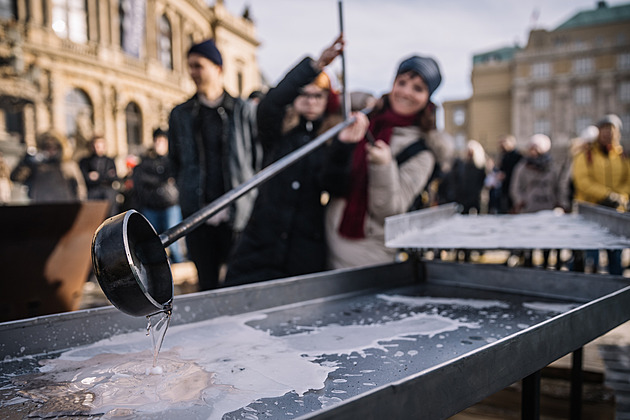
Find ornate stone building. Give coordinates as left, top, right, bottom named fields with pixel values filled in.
left=444, top=1, right=630, bottom=158
left=0, top=0, right=260, bottom=171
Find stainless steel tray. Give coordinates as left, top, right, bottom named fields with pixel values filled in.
left=385, top=202, right=630, bottom=250
left=1, top=260, right=629, bottom=419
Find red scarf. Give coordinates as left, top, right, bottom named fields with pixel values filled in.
left=338, top=108, right=417, bottom=238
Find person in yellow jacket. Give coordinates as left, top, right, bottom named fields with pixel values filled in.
left=572, top=114, right=629, bottom=274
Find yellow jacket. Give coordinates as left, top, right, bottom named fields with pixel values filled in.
left=572, top=142, right=630, bottom=205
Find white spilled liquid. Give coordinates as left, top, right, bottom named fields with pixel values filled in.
left=9, top=295, right=567, bottom=419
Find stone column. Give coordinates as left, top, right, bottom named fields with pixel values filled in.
left=145, top=0, right=157, bottom=61
left=87, top=0, right=99, bottom=42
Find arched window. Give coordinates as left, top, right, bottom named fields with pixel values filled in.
left=120, top=0, right=146, bottom=58
left=125, top=102, right=142, bottom=153
left=65, top=88, right=93, bottom=156
left=0, top=0, right=17, bottom=19
left=52, top=0, right=88, bottom=43
left=158, top=14, right=173, bottom=69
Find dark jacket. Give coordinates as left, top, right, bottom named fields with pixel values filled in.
left=133, top=150, right=179, bottom=210
left=78, top=154, right=118, bottom=200
left=439, top=158, right=486, bottom=212
left=226, top=57, right=350, bottom=285
left=168, top=92, right=261, bottom=231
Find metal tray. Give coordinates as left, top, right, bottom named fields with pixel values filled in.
left=1, top=260, right=629, bottom=419
left=385, top=202, right=630, bottom=250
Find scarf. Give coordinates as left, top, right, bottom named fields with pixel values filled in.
left=525, top=153, right=552, bottom=171
left=338, top=108, right=417, bottom=238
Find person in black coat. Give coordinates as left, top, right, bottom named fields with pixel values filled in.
left=79, top=135, right=119, bottom=215
left=168, top=39, right=262, bottom=290
left=439, top=139, right=487, bottom=214
left=497, top=134, right=522, bottom=214
left=225, top=35, right=368, bottom=286
left=133, top=128, right=185, bottom=263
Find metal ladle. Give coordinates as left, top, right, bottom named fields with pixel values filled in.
left=91, top=112, right=366, bottom=317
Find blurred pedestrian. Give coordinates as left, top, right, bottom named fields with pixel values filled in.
left=11, top=130, right=87, bottom=203
left=573, top=114, right=629, bottom=275
left=79, top=135, right=119, bottom=216
left=510, top=134, right=566, bottom=214
left=225, top=35, right=368, bottom=285
left=439, top=139, right=487, bottom=214
left=133, top=128, right=185, bottom=263
left=497, top=134, right=522, bottom=214
left=510, top=134, right=565, bottom=268
left=168, top=38, right=262, bottom=290
left=485, top=158, right=502, bottom=214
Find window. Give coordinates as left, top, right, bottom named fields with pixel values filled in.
left=532, top=89, right=550, bottom=110
left=618, top=53, right=630, bottom=70
left=1, top=100, right=25, bottom=143
left=120, top=0, right=146, bottom=58
left=125, top=102, right=142, bottom=152
left=533, top=119, right=550, bottom=136
left=158, top=14, right=172, bottom=69
left=453, top=108, right=466, bottom=126
left=531, top=62, right=551, bottom=79
left=574, top=86, right=592, bottom=105
left=0, top=0, right=16, bottom=19
left=572, top=57, right=594, bottom=74
left=620, top=82, right=630, bottom=103
left=575, top=117, right=592, bottom=137
left=52, top=0, right=88, bottom=44
left=65, top=88, right=92, bottom=137
left=65, top=88, right=93, bottom=155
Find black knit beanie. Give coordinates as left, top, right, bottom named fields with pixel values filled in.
left=396, top=55, right=442, bottom=96
left=188, top=39, right=223, bottom=66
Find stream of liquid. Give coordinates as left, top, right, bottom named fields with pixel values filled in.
left=145, top=304, right=172, bottom=374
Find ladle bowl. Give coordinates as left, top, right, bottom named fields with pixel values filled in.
left=91, top=210, right=173, bottom=317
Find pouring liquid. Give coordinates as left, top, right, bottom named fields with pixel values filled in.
left=145, top=304, right=172, bottom=374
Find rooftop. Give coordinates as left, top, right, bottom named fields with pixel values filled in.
left=555, top=1, right=630, bottom=30
left=473, top=46, right=521, bottom=65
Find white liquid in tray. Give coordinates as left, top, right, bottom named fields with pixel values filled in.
left=7, top=295, right=566, bottom=419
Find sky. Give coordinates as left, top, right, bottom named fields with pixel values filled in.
left=222, top=0, right=628, bottom=107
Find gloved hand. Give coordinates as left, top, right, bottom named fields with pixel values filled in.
left=599, top=192, right=628, bottom=210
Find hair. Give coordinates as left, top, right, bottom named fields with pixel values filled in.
left=36, top=130, right=73, bottom=161
left=153, top=127, right=168, bottom=139
left=467, top=139, right=486, bottom=169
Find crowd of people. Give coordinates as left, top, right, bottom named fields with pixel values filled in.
left=2, top=35, right=628, bottom=286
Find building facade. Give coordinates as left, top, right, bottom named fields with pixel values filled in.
left=444, top=1, right=630, bottom=158
left=0, top=0, right=260, bottom=172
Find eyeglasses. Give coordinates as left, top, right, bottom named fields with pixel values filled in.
left=298, top=91, right=327, bottom=101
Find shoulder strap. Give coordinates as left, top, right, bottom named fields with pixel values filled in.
left=396, top=138, right=428, bottom=166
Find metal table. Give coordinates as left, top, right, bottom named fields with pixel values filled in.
left=1, top=260, right=629, bottom=419
left=385, top=202, right=630, bottom=251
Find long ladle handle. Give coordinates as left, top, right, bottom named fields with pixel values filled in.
left=338, top=0, right=351, bottom=119
left=159, top=108, right=370, bottom=247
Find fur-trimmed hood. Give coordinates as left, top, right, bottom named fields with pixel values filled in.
left=424, top=129, right=455, bottom=173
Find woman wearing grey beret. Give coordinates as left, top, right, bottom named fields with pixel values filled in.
left=323, top=54, right=455, bottom=269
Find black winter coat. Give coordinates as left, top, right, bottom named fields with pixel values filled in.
left=133, top=150, right=179, bottom=210
left=168, top=92, right=260, bottom=231
left=226, top=58, right=352, bottom=285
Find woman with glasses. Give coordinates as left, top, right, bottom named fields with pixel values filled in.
left=225, top=35, right=368, bottom=286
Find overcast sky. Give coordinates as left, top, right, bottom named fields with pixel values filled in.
left=222, top=0, right=627, bottom=107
